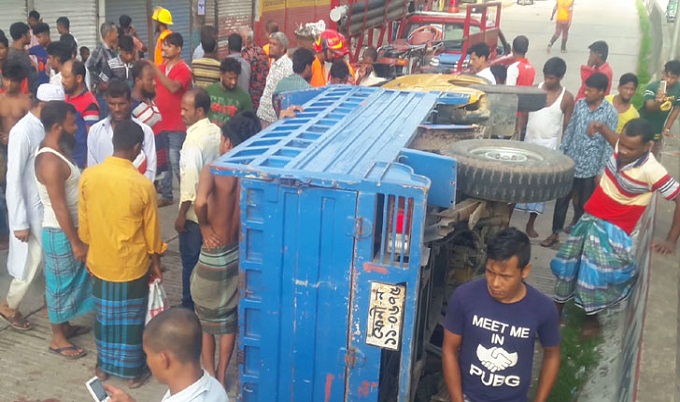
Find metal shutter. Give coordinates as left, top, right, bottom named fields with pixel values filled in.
left=217, top=0, right=253, bottom=58
left=33, top=0, right=98, bottom=51
left=154, top=0, right=192, bottom=61
left=0, top=1, right=27, bottom=38
left=105, top=0, right=151, bottom=57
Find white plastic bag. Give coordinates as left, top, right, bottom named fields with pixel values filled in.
left=146, top=278, right=168, bottom=324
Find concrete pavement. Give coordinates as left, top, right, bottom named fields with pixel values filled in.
left=0, top=191, right=239, bottom=401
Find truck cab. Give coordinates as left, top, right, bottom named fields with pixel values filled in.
left=375, top=2, right=513, bottom=77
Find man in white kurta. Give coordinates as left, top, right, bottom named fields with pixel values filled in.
left=87, top=80, right=156, bottom=181
left=0, top=84, right=65, bottom=330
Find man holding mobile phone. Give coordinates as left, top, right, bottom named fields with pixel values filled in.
left=639, top=60, right=680, bottom=150
left=102, top=308, right=228, bottom=402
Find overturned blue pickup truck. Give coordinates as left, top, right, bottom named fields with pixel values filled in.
left=212, top=86, right=574, bottom=402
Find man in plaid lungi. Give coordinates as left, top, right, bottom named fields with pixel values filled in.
left=79, top=120, right=166, bottom=388
left=552, top=119, right=680, bottom=338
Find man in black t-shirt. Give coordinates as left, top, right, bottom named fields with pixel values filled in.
left=442, top=228, right=561, bottom=402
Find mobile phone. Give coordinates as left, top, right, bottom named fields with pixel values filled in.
left=85, top=376, right=111, bottom=402
left=660, top=80, right=667, bottom=94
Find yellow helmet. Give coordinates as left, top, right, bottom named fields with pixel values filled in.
left=152, top=7, right=162, bottom=20
left=153, top=8, right=173, bottom=25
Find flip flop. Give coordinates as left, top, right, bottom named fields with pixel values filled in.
left=49, top=345, right=87, bottom=360
left=127, top=370, right=152, bottom=389
left=0, top=310, right=32, bottom=331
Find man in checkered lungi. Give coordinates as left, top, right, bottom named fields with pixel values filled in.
left=552, top=118, right=680, bottom=338
left=79, top=120, right=167, bottom=388
left=191, top=112, right=260, bottom=389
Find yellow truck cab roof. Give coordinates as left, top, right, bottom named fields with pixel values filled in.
left=381, top=74, right=487, bottom=106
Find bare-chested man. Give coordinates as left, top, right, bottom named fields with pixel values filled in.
left=190, top=110, right=261, bottom=389
left=0, top=61, right=31, bottom=145
left=512, top=57, right=574, bottom=240
left=0, top=60, right=31, bottom=250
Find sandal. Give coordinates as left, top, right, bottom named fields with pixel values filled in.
left=0, top=310, right=32, bottom=331
left=49, top=345, right=87, bottom=360
left=65, top=324, right=91, bottom=339
left=127, top=370, right=152, bottom=389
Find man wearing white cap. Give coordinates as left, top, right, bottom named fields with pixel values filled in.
left=0, top=84, right=63, bottom=331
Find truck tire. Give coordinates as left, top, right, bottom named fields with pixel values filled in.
left=443, top=139, right=575, bottom=203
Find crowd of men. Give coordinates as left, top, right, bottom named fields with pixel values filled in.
left=0, top=0, right=679, bottom=401
left=0, top=7, right=278, bottom=402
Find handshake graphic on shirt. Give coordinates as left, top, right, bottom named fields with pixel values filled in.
left=476, top=345, right=519, bottom=373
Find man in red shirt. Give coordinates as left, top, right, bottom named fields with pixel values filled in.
left=62, top=59, right=100, bottom=169
left=149, top=33, right=192, bottom=206
left=506, top=35, right=536, bottom=87
left=576, top=41, right=613, bottom=101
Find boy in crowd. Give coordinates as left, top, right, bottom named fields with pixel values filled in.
left=606, top=73, right=639, bottom=133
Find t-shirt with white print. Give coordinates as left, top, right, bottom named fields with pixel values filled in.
left=444, top=278, right=560, bottom=402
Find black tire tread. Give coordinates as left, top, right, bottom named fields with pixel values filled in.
left=443, top=139, right=575, bottom=203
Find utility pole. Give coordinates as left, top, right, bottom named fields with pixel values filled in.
left=671, top=1, right=680, bottom=60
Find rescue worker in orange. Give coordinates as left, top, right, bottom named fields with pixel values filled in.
left=548, top=0, right=574, bottom=53
left=311, top=30, right=355, bottom=87
left=153, top=7, right=173, bottom=65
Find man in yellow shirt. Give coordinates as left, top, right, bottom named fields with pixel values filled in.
left=153, top=7, right=173, bottom=66
left=79, top=120, right=167, bottom=388
left=549, top=0, right=574, bottom=53
left=606, top=73, right=640, bottom=133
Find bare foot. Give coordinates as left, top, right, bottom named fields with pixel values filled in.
left=540, top=233, right=559, bottom=248
left=95, top=366, right=110, bottom=381
left=526, top=226, right=539, bottom=238
left=127, top=370, right=151, bottom=389
left=580, top=321, right=602, bottom=340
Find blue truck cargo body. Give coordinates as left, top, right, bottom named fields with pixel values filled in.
left=213, top=86, right=455, bottom=401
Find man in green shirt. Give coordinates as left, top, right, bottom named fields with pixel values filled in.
left=205, top=58, right=253, bottom=127
left=639, top=60, right=680, bottom=143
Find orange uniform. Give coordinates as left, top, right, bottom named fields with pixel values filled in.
left=154, top=30, right=172, bottom=65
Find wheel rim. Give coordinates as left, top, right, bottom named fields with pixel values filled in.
left=469, top=146, right=544, bottom=163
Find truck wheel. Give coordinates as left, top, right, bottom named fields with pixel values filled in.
left=443, top=139, right=574, bottom=203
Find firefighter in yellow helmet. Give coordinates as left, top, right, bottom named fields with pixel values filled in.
left=153, top=7, right=174, bottom=65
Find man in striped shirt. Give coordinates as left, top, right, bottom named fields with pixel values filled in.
left=551, top=118, right=680, bottom=337
left=131, top=61, right=166, bottom=185
left=190, top=35, right=220, bottom=89
left=99, top=35, right=137, bottom=89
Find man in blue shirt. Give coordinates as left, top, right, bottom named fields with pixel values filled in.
left=29, top=22, right=51, bottom=85
left=541, top=72, right=618, bottom=247
left=443, top=228, right=561, bottom=402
